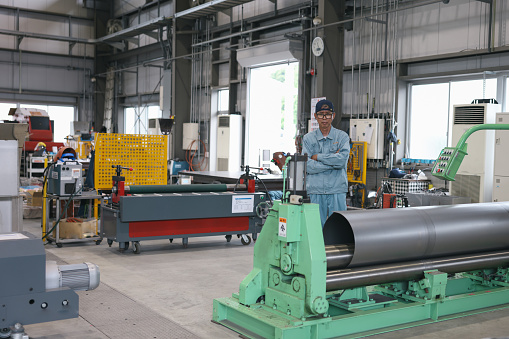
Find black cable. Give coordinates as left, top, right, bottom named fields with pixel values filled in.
left=254, top=174, right=273, bottom=204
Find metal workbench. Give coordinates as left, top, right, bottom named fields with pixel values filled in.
left=45, top=191, right=103, bottom=247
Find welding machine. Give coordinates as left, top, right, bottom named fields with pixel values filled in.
left=47, top=161, right=83, bottom=196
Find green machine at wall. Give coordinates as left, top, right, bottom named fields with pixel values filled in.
left=432, top=123, right=509, bottom=181
left=213, top=155, right=509, bottom=338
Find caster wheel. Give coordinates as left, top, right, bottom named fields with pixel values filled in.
left=107, top=239, right=113, bottom=247
left=132, top=241, right=141, bottom=254
left=95, top=240, right=102, bottom=245
left=169, top=238, right=173, bottom=243
left=56, top=243, right=63, bottom=248
left=182, top=238, right=188, bottom=248
left=47, top=239, right=53, bottom=244
left=241, top=235, right=251, bottom=246
left=225, top=235, right=232, bottom=243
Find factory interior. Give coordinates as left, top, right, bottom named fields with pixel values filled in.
left=3, top=0, right=509, bottom=338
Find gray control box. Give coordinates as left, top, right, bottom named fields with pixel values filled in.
left=47, top=162, right=83, bottom=196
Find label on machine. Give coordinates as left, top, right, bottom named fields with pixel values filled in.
left=278, top=218, right=287, bottom=237
left=231, top=195, right=254, bottom=213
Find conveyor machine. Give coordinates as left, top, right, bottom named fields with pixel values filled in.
left=213, top=157, right=509, bottom=338
left=101, top=166, right=267, bottom=254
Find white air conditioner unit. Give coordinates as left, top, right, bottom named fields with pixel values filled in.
left=450, top=103, right=500, bottom=203
left=217, top=115, right=242, bottom=171
left=493, top=112, right=509, bottom=202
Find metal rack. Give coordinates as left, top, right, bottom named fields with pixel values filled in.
left=26, top=155, right=49, bottom=178
left=44, top=191, right=103, bottom=247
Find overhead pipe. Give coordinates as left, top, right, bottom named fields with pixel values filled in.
left=124, top=183, right=246, bottom=194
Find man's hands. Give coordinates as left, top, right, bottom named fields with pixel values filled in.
left=311, top=148, right=341, bottom=161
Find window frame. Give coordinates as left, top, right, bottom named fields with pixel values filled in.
left=406, top=73, right=504, bottom=160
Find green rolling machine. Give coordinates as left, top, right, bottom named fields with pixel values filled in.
left=213, top=155, right=509, bottom=338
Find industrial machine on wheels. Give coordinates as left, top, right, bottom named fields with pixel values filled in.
left=213, top=152, right=509, bottom=338
left=101, top=166, right=267, bottom=254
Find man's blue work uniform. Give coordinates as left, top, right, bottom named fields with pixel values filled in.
left=302, top=126, right=350, bottom=227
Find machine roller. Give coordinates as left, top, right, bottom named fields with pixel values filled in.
left=213, top=156, right=509, bottom=338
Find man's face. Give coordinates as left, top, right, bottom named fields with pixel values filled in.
left=315, top=110, right=334, bottom=129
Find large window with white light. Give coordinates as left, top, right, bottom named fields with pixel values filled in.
left=247, top=62, right=299, bottom=170
left=408, top=78, right=497, bottom=160
left=124, top=105, right=161, bottom=134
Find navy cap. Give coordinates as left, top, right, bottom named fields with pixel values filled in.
left=315, top=99, right=334, bottom=113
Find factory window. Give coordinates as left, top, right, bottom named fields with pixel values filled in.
left=218, top=89, right=229, bottom=112
left=408, top=78, right=497, bottom=160
left=0, top=103, right=15, bottom=121
left=124, top=105, right=161, bottom=134
left=19, top=104, right=74, bottom=143
left=246, top=62, right=299, bottom=170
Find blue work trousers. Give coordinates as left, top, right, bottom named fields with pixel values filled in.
left=309, top=193, right=347, bottom=228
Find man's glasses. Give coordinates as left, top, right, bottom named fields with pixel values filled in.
left=316, top=112, right=333, bottom=119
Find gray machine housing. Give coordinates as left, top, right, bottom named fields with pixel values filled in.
left=0, top=233, right=79, bottom=329
left=47, top=162, right=83, bottom=196
left=101, top=191, right=266, bottom=251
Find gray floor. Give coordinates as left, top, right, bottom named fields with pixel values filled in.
left=20, top=218, right=509, bottom=339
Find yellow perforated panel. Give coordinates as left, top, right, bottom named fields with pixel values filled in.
left=94, top=133, right=167, bottom=190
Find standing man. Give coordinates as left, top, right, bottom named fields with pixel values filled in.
left=302, top=99, right=350, bottom=227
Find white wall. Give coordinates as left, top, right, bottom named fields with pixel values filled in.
left=344, top=0, right=509, bottom=66
left=0, top=1, right=94, bottom=57
left=217, top=0, right=304, bottom=26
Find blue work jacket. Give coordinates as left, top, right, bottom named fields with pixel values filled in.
left=302, top=127, right=350, bottom=194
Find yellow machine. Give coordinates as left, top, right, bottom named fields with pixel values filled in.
left=94, top=133, right=167, bottom=190
left=347, top=141, right=367, bottom=207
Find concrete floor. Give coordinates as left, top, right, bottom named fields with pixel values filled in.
left=20, top=218, right=509, bottom=339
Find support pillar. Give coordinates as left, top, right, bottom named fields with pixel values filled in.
left=316, top=0, right=345, bottom=129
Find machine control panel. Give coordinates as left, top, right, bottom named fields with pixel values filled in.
left=47, top=162, right=83, bottom=196
left=431, top=145, right=468, bottom=181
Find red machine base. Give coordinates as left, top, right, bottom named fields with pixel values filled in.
left=129, top=217, right=250, bottom=238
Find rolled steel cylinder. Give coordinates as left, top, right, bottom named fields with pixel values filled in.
left=326, top=250, right=509, bottom=291
left=325, top=244, right=354, bottom=270
left=323, top=202, right=509, bottom=268
left=125, top=183, right=246, bottom=194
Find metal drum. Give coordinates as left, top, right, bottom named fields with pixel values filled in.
left=323, top=202, right=509, bottom=268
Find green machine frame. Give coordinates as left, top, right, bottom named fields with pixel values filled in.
left=432, top=123, right=509, bottom=181
left=213, top=201, right=509, bottom=338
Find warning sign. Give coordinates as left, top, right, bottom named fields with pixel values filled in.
left=279, top=218, right=287, bottom=237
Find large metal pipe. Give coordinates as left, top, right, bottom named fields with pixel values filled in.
left=323, top=202, right=509, bottom=268
left=326, top=244, right=354, bottom=270
left=125, top=184, right=246, bottom=194
left=326, top=250, right=509, bottom=291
